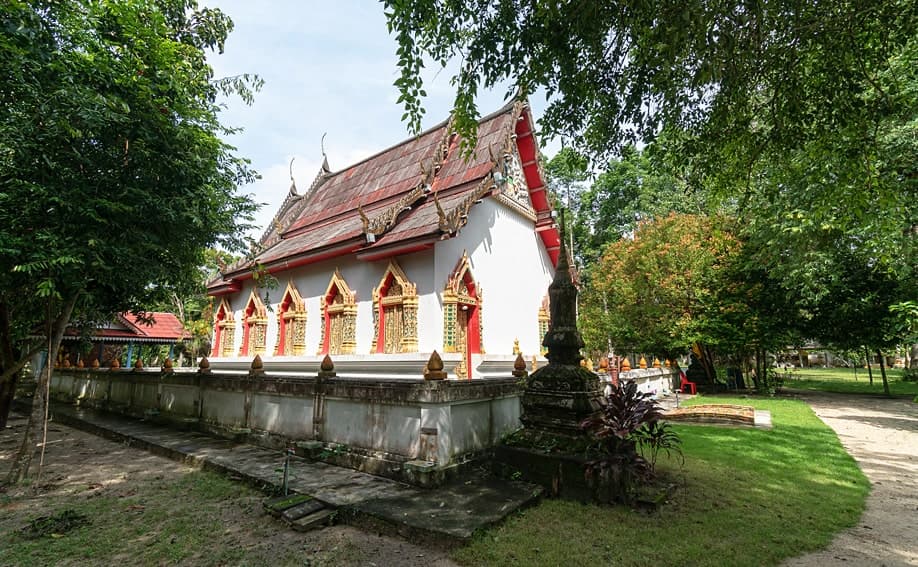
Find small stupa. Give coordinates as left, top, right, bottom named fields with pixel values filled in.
left=519, top=218, right=603, bottom=436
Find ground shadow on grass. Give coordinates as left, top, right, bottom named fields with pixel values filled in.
left=783, top=381, right=918, bottom=397
left=452, top=396, right=869, bottom=567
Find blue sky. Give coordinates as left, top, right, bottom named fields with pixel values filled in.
left=206, top=1, right=556, bottom=237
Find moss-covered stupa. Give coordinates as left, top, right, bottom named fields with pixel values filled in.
left=519, top=222, right=603, bottom=436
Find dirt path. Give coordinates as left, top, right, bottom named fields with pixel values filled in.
left=0, top=413, right=456, bottom=566
left=782, top=391, right=918, bottom=567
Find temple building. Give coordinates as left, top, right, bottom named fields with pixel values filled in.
left=206, top=99, right=560, bottom=378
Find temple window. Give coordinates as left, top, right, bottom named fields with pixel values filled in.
left=442, top=252, right=483, bottom=378
left=275, top=282, right=307, bottom=356
left=239, top=291, right=268, bottom=357
left=538, top=295, right=550, bottom=356
left=372, top=261, right=419, bottom=354
left=212, top=298, right=235, bottom=357
left=318, top=270, right=357, bottom=355
left=210, top=297, right=236, bottom=356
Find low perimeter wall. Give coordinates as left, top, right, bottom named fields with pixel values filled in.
left=618, top=368, right=678, bottom=396
left=50, top=368, right=522, bottom=486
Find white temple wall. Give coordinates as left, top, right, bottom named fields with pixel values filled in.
left=224, top=252, right=440, bottom=357
left=219, top=198, right=552, bottom=360
left=434, top=198, right=553, bottom=357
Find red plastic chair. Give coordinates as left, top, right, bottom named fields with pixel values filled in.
left=679, top=371, right=697, bottom=395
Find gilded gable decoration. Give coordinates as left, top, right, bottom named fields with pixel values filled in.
left=491, top=100, right=537, bottom=220
left=275, top=281, right=307, bottom=356
left=435, top=176, right=494, bottom=235
left=213, top=298, right=236, bottom=358
left=371, top=261, right=419, bottom=353
left=258, top=158, right=331, bottom=249
left=361, top=121, right=456, bottom=242
left=319, top=270, right=357, bottom=355
left=240, top=291, right=269, bottom=356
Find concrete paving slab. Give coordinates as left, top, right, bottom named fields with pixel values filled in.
left=46, top=403, right=541, bottom=542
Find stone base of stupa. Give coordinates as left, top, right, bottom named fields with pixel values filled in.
left=519, top=363, right=604, bottom=437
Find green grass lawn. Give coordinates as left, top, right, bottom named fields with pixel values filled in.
left=780, top=366, right=918, bottom=397
left=453, top=396, right=869, bottom=566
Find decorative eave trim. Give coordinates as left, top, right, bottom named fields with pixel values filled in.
left=208, top=280, right=242, bottom=296
left=513, top=100, right=561, bottom=267
left=359, top=118, right=457, bottom=242
left=260, top=160, right=332, bottom=248
left=492, top=191, right=538, bottom=222
left=213, top=238, right=364, bottom=291
left=358, top=183, right=428, bottom=240
left=355, top=236, right=438, bottom=262
left=435, top=176, right=495, bottom=236
left=58, top=336, right=188, bottom=344
left=436, top=99, right=539, bottom=235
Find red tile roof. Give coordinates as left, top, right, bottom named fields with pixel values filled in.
left=208, top=99, right=560, bottom=294
left=64, top=312, right=191, bottom=343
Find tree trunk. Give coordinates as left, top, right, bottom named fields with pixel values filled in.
left=877, top=349, right=891, bottom=397
left=0, top=300, right=18, bottom=428
left=696, top=344, right=716, bottom=383
left=749, top=356, right=760, bottom=390
left=910, top=343, right=918, bottom=369
left=752, top=348, right=764, bottom=391
left=759, top=347, right=770, bottom=391
left=4, top=294, right=77, bottom=485
left=0, top=375, right=19, bottom=428
left=865, top=346, right=874, bottom=385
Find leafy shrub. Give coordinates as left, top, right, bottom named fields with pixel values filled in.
left=580, top=381, right=681, bottom=503
left=634, top=420, right=684, bottom=473
left=902, top=368, right=918, bottom=382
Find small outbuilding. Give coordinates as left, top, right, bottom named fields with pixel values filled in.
left=55, top=312, right=190, bottom=369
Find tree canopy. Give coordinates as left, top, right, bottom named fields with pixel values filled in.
left=580, top=214, right=743, bottom=360
left=387, top=1, right=913, bottom=153
left=0, top=0, right=259, bottom=471
left=386, top=0, right=917, bottom=275
left=389, top=0, right=917, bottom=380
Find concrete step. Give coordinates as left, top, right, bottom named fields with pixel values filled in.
left=289, top=508, right=336, bottom=532
left=263, top=493, right=314, bottom=518
left=281, top=498, right=326, bottom=523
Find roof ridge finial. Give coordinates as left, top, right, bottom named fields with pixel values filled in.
left=320, top=132, right=330, bottom=172
left=288, top=157, right=298, bottom=195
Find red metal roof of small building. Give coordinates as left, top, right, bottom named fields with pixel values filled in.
left=64, top=312, right=191, bottom=343
left=208, top=99, right=560, bottom=294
